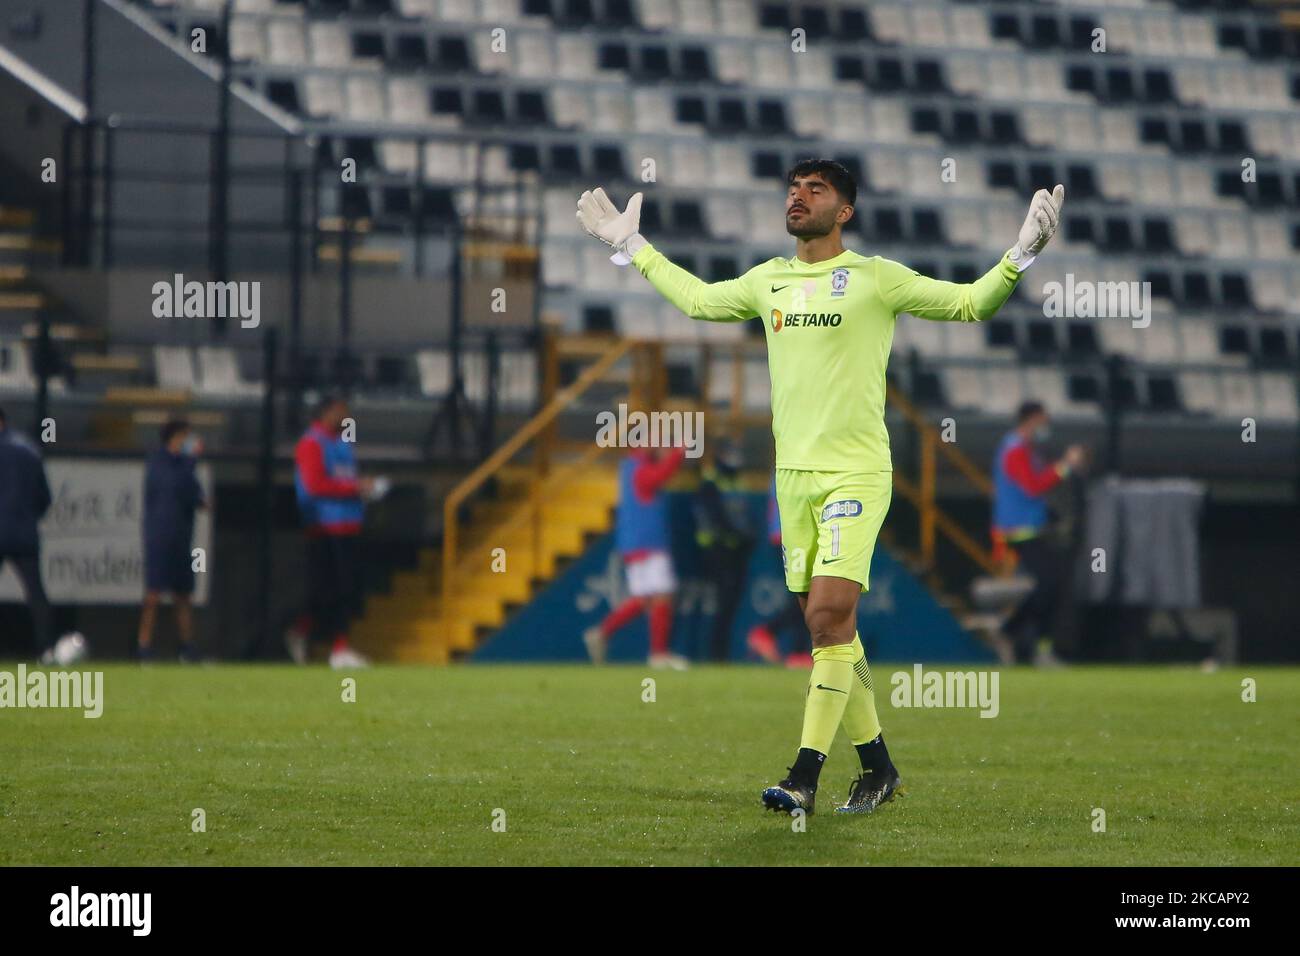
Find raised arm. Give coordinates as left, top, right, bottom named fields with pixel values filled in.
left=875, top=254, right=1023, bottom=323
left=881, top=184, right=1065, bottom=323
left=630, top=245, right=757, bottom=322
left=577, top=187, right=757, bottom=323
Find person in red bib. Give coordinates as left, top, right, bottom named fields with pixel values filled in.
left=285, top=395, right=375, bottom=669
left=584, top=444, right=689, bottom=670
left=992, top=401, right=1085, bottom=666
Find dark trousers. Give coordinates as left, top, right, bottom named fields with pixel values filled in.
left=1005, top=535, right=1064, bottom=659
left=701, top=543, right=750, bottom=661
left=305, top=534, right=359, bottom=640
left=765, top=592, right=812, bottom=655
left=0, top=551, right=52, bottom=652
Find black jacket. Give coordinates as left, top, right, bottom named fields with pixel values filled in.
left=143, top=448, right=203, bottom=548
left=0, top=429, right=52, bottom=555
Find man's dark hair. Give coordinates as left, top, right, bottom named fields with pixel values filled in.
left=161, top=418, right=190, bottom=445
left=786, top=158, right=857, bottom=208
left=1017, top=401, right=1046, bottom=424
left=313, top=393, right=345, bottom=420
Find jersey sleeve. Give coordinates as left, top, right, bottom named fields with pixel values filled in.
left=631, top=243, right=759, bottom=323
left=633, top=447, right=686, bottom=500
left=1003, top=444, right=1065, bottom=496
left=875, top=252, right=1022, bottom=323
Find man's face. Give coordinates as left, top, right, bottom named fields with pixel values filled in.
left=1025, top=412, right=1051, bottom=440
left=320, top=401, right=349, bottom=432
left=786, top=174, right=851, bottom=239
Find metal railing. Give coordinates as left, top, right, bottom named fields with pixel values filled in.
left=440, top=332, right=668, bottom=646
left=438, top=329, right=1004, bottom=654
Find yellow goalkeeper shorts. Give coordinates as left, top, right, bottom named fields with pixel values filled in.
left=774, top=469, right=893, bottom=593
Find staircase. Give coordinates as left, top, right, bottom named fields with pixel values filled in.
left=0, top=204, right=137, bottom=410
left=349, top=333, right=644, bottom=663
left=350, top=461, right=618, bottom=663
left=0, top=205, right=56, bottom=338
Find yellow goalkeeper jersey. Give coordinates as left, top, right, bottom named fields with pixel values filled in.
left=630, top=244, right=1025, bottom=472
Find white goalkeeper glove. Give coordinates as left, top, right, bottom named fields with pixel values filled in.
left=1008, top=184, right=1065, bottom=270
left=576, top=187, right=646, bottom=265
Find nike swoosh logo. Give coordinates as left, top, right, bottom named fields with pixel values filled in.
left=820, top=558, right=842, bottom=565
left=815, top=684, right=847, bottom=694
left=770, top=285, right=788, bottom=293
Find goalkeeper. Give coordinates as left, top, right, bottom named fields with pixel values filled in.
left=577, top=159, right=1063, bottom=815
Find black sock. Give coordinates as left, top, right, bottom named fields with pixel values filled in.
left=855, top=734, right=893, bottom=774
left=789, top=747, right=826, bottom=790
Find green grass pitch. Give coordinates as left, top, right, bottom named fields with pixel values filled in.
left=2, top=663, right=1295, bottom=866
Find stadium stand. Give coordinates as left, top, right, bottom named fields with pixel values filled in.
left=113, top=0, right=1300, bottom=430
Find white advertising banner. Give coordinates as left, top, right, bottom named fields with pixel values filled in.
left=0, top=459, right=212, bottom=605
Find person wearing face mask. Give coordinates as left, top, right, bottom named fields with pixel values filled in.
left=286, top=394, right=375, bottom=669
left=992, top=401, right=1085, bottom=666
left=138, top=418, right=207, bottom=662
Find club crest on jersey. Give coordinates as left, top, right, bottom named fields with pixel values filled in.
left=821, top=499, right=862, bottom=522
left=770, top=308, right=783, bottom=332
left=831, top=267, right=849, bottom=297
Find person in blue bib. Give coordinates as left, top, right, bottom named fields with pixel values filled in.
left=584, top=443, right=689, bottom=670
left=286, top=394, right=376, bottom=669
left=992, top=401, right=1085, bottom=666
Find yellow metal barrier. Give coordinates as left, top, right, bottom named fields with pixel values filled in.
left=440, top=330, right=1004, bottom=651
left=441, top=333, right=663, bottom=645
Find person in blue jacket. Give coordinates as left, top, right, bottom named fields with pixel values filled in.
left=138, top=418, right=206, bottom=662
left=0, top=405, right=53, bottom=656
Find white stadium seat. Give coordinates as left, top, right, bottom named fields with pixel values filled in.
left=941, top=366, right=984, bottom=411
left=153, top=346, right=197, bottom=391
left=197, top=347, right=263, bottom=399
left=1257, top=374, right=1300, bottom=423
left=0, top=340, right=36, bottom=392
left=1177, top=371, right=1219, bottom=414
left=266, top=20, right=306, bottom=66
left=308, top=22, right=352, bottom=68
left=229, top=17, right=266, bottom=62
left=416, top=350, right=449, bottom=397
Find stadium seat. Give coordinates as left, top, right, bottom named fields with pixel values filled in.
left=1140, top=318, right=1180, bottom=364
left=0, top=339, right=36, bottom=392
left=1257, top=373, right=1300, bottom=423
left=309, top=21, right=353, bottom=68
left=940, top=366, right=984, bottom=411
left=197, top=347, right=264, bottom=398
left=1218, top=371, right=1259, bottom=419
left=153, top=346, right=197, bottom=391
left=415, top=349, right=449, bottom=397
